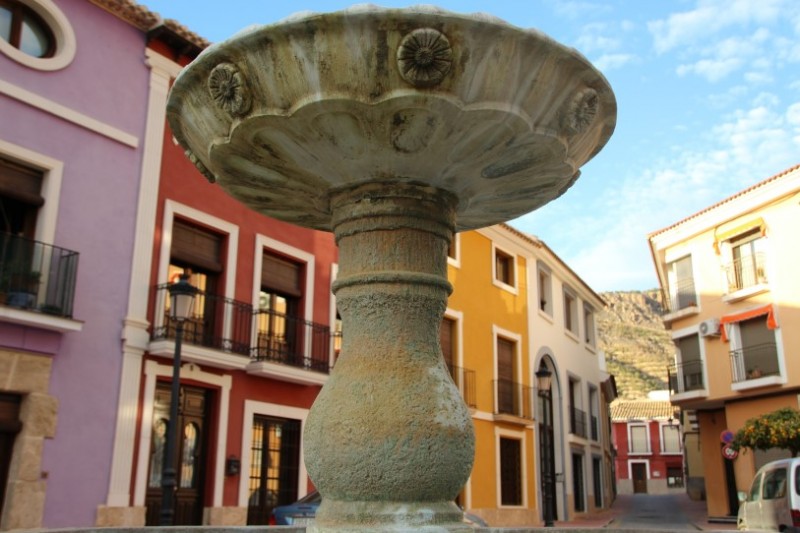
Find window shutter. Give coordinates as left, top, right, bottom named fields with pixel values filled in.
left=0, top=157, right=44, bottom=206
left=497, top=338, right=515, bottom=382
left=171, top=220, right=223, bottom=273
left=262, top=253, right=302, bottom=297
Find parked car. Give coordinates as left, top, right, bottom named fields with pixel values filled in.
left=270, top=491, right=488, bottom=527
left=738, top=458, right=800, bottom=532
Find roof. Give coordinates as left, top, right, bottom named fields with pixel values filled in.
left=648, top=162, right=800, bottom=238
left=90, top=0, right=211, bottom=48
left=499, top=223, right=606, bottom=308
left=610, top=399, right=677, bottom=421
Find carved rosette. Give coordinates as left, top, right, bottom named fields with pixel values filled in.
left=396, top=28, right=452, bottom=87
left=561, top=87, right=599, bottom=135
left=207, top=63, right=251, bottom=117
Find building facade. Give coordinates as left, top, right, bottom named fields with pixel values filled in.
left=0, top=0, right=158, bottom=528
left=648, top=163, right=800, bottom=519
left=610, top=399, right=683, bottom=495
left=448, top=225, right=616, bottom=526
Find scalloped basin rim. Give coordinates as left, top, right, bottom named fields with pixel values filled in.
left=167, top=5, right=617, bottom=231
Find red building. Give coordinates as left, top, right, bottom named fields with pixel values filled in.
left=611, top=398, right=684, bottom=495
left=99, top=19, right=340, bottom=527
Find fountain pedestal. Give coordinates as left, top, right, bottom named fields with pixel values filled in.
left=306, top=183, right=472, bottom=530
left=167, top=6, right=615, bottom=530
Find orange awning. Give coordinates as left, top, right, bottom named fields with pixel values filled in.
left=720, top=304, right=777, bottom=342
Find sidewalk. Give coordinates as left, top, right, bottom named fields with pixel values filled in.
left=551, top=493, right=738, bottom=530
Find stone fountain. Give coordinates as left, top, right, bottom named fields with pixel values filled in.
left=167, top=6, right=615, bottom=531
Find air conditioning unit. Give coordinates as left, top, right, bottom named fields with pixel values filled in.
left=699, top=318, right=721, bottom=337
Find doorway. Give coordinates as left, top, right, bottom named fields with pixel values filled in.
left=145, top=383, right=209, bottom=525
left=632, top=462, right=648, bottom=494
left=247, top=415, right=302, bottom=524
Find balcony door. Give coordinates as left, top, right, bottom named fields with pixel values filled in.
left=497, top=337, right=516, bottom=415
left=256, top=252, right=303, bottom=365
left=145, top=383, right=209, bottom=525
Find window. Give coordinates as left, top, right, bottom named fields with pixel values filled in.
left=496, top=337, right=517, bottom=415
left=563, top=288, right=578, bottom=336
left=673, top=334, right=704, bottom=393
left=748, top=472, right=763, bottom=501
left=661, top=425, right=681, bottom=454
left=726, top=229, right=767, bottom=292
left=762, top=467, right=787, bottom=500
left=629, top=424, right=649, bottom=454
left=568, top=379, right=586, bottom=437
left=0, top=1, right=54, bottom=57
left=0, top=0, right=75, bottom=69
left=729, top=315, right=780, bottom=383
left=666, top=255, right=696, bottom=311
left=0, top=156, right=42, bottom=237
left=499, top=437, right=522, bottom=506
left=667, top=467, right=684, bottom=488
left=588, top=386, right=599, bottom=441
left=537, top=264, right=552, bottom=315
left=493, top=246, right=515, bottom=289
left=584, top=304, right=596, bottom=346
left=447, top=233, right=460, bottom=266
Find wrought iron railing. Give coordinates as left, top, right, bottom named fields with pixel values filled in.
left=570, top=406, right=588, bottom=438
left=667, top=360, right=705, bottom=394
left=724, top=252, right=767, bottom=292
left=252, top=308, right=332, bottom=373
left=447, top=364, right=477, bottom=408
left=151, top=284, right=335, bottom=374
left=729, top=342, right=779, bottom=383
left=494, top=379, right=532, bottom=419
left=0, top=232, right=79, bottom=318
left=666, top=277, right=697, bottom=313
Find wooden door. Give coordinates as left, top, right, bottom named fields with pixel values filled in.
left=632, top=463, right=648, bottom=494
left=145, top=383, right=209, bottom=525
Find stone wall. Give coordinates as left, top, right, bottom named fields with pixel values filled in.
left=0, top=348, right=57, bottom=530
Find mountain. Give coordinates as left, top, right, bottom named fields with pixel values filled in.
left=598, top=290, right=674, bottom=400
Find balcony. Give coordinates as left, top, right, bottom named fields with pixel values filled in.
left=494, top=379, right=533, bottom=420
left=730, top=342, right=779, bottom=384
left=151, top=284, right=335, bottom=377
left=668, top=360, right=705, bottom=395
left=724, top=252, right=767, bottom=294
left=447, top=364, right=476, bottom=408
left=590, top=414, right=599, bottom=441
left=570, top=406, right=588, bottom=438
left=665, top=277, right=697, bottom=315
left=0, top=232, right=79, bottom=321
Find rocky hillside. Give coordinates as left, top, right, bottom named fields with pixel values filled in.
left=598, top=290, right=674, bottom=400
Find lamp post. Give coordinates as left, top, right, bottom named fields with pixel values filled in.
left=536, top=363, right=555, bottom=528
left=160, top=273, right=197, bottom=526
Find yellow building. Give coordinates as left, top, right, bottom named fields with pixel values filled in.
left=449, top=224, right=616, bottom=527
left=648, top=163, right=800, bottom=520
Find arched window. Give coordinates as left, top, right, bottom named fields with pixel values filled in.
left=0, top=0, right=55, bottom=58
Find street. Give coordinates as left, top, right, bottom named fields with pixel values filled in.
left=600, top=493, right=737, bottom=531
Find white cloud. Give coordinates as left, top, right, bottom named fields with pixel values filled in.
left=677, top=58, right=742, bottom=82
left=512, top=97, right=800, bottom=292
left=648, top=0, right=785, bottom=54
left=594, top=53, right=637, bottom=71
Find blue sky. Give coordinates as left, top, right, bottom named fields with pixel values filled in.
left=141, top=0, right=800, bottom=292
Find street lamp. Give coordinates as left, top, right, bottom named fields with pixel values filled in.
left=160, top=273, right=197, bottom=525
left=536, top=363, right=555, bottom=528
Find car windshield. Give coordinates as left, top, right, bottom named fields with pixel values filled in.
left=296, top=490, right=321, bottom=504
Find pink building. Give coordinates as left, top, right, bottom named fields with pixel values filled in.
left=611, top=399, right=684, bottom=495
